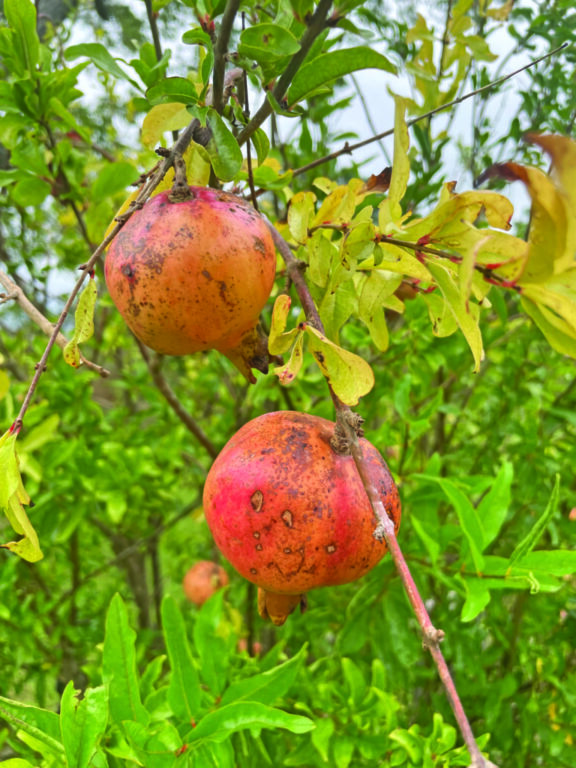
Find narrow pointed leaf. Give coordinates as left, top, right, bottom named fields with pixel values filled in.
left=63, top=278, right=98, bottom=368
left=388, top=96, right=410, bottom=218
left=206, top=109, right=243, bottom=181
left=510, top=475, right=560, bottom=564
left=288, top=47, right=396, bottom=106
left=102, top=594, right=149, bottom=725
left=60, top=683, right=108, bottom=768
left=186, top=701, right=314, bottom=743
left=161, top=596, right=201, bottom=721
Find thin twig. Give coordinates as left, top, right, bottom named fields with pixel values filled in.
left=211, top=0, right=241, bottom=115
left=0, top=268, right=110, bottom=377
left=237, top=0, right=334, bottom=146
left=287, top=43, right=569, bottom=179
left=268, top=221, right=497, bottom=768
left=135, top=338, right=219, bottom=459
left=10, top=119, right=204, bottom=434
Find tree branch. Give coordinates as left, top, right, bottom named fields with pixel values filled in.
left=135, top=337, right=219, bottom=459
left=211, top=0, right=241, bottom=115
left=267, top=221, right=497, bottom=768
left=287, top=42, right=569, bottom=180
left=237, top=0, right=334, bottom=146
left=0, top=268, right=110, bottom=377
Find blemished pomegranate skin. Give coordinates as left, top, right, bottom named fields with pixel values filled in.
left=182, top=561, right=229, bottom=606
left=104, top=187, right=276, bottom=356
left=203, top=411, right=401, bottom=622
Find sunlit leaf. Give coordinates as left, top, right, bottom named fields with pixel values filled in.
left=388, top=96, right=410, bottom=219
left=273, top=333, right=305, bottom=385
left=268, top=295, right=301, bottom=355
left=64, top=43, right=141, bottom=90
left=287, top=190, right=316, bottom=243
left=521, top=296, right=576, bottom=357
left=311, top=179, right=364, bottom=228
left=304, top=325, right=375, bottom=405
left=426, top=262, right=484, bottom=371
left=146, top=77, right=199, bottom=106
left=141, top=102, right=191, bottom=148
left=63, top=278, right=98, bottom=369
left=4, top=0, right=39, bottom=74
left=0, top=429, right=43, bottom=562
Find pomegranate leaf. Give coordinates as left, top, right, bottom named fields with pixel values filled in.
left=377, top=243, right=433, bottom=281
left=308, top=232, right=337, bottom=288
left=461, top=578, right=491, bottom=622
left=287, top=191, right=316, bottom=244
left=185, top=701, right=314, bottom=742
left=268, top=295, right=301, bottom=355
left=238, top=23, right=301, bottom=63
left=510, top=474, right=560, bottom=565
left=426, top=262, right=484, bottom=371
left=146, top=77, right=199, bottom=106
left=424, top=293, right=458, bottom=338
left=141, top=103, right=190, bottom=148
left=520, top=296, right=576, bottom=358
left=205, top=109, right=243, bottom=182
left=304, top=325, right=375, bottom=405
left=63, top=278, right=98, bottom=369
left=273, top=333, right=304, bottom=386
left=161, top=596, right=201, bottom=721
left=358, top=270, right=402, bottom=351
left=311, top=179, right=364, bottom=228
left=287, top=47, right=396, bottom=106
left=387, top=95, right=410, bottom=221
left=0, top=429, right=43, bottom=562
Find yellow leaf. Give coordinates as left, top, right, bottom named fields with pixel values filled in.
left=311, top=179, right=364, bottom=227
left=273, top=334, right=305, bottom=385
left=141, top=103, right=191, bottom=148
left=268, top=295, right=301, bottom=355
left=0, top=430, right=43, bottom=562
left=287, top=191, right=317, bottom=244
left=63, top=278, right=98, bottom=368
left=388, top=95, right=410, bottom=219
left=304, top=325, right=375, bottom=405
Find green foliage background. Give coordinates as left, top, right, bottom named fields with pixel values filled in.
left=1, top=0, right=575, bottom=766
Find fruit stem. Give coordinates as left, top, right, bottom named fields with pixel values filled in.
left=168, top=153, right=193, bottom=202
left=268, top=221, right=498, bottom=768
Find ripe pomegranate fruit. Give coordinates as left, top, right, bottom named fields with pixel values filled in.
left=182, top=560, right=229, bottom=606
left=105, top=186, right=276, bottom=380
left=203, top=411, right=401, bottom=625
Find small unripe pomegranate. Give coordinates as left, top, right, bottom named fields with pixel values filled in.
left=105, top=187, right=276, bottom=379
left=203, top=411, right=401, bottom=625
left=183, top=560, right=229, bottom=606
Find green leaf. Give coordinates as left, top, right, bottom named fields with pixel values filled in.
left=238, top=24, right=301, bottom=62
left=63, top=279, right=98, bottom=369
left=0, top=696, right=63, bottom=756
left=426, top=262, right=484, bottom=371
left=288, top=47, right=396, bottom=105
left=193, top=590, right=229, bottom=695
left=161, top=595, right=201, bottom=721
left=60, top=683, right=108, bottom=768
left=220, top=645, right=307, bottom=707
left=186, top=701, right=314, bottom=743
left=514, top=550, right=576, bottom=577
left=333, top=735, right=355, bottom=768
left=251, top=128, right=270, bottom=165
left=146, top=77, right=199, bottom=106
left=358, top=270, right=401, bottom=351
left=510, top=474, right=560, bottom=564
left=4, top=0, right=39, bottom=73
left=304, top=324, right=375, bottom=406
left=478, top=461, right=513, bottom=549
left=92, top=163, right=141, bottom=203
left=461, top=578, right=491, bottom=622
left=416, top=475, right=485, bottom=572
left=205, top=109, right=243, bottom=182
left=268, top=295, right=301, bottom=355
left=102, top=593, right=149, bottom=726
left=64, top=44, right=142, bottom=90
left=11, top=177, right=52, bottom=207
left=0, top=430, right=43, bottom=562
left=311, top=717, right=335, bottom=762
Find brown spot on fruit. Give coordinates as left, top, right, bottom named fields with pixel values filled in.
left=281, top=510, right=294, bottom=527
left=253, top=531, right=261, bottom=539
left=325, top=544, right=337, bottom=554
left=250, top=490, right=264, bottom=512
left=283, top=547, right=292, bottom=554
left=255, top=543, right=263, bottom=551
left=250, top=568, right=258, bottom=575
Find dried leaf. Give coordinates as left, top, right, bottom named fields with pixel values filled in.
left=363, top=167, right=392, bottom=194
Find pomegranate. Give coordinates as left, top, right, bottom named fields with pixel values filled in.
left=182, top=560, right=229, bottom=606
left=203, top=411, right=401, bottom=625
left=105, top=186, right=276, bottom=379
